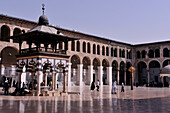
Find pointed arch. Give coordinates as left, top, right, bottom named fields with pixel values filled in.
left=71, top=40, right=75, bottom=51
left=106, top=47, right=109, bottom=56
left=83, top=42, right=86, bottom=53
left=87, top=42, right=90, bottom=53
left=126, top=62, right=132, bottom=85
left=137, top=61, right=147, bottom=85
left=148, top=49, right=154, bottom=58
left=70, top=55, right=80, bottom=69
left=102, top=46, right=105, bottom=56
left=1, top=25, right=10, bottom=42
left=112, top=60, right=118, bottom=82
left=97, top=45, right=100, bottom=55
left=93, top=44, right=96, bottom=54
left=76, top=41, right=80, bottom=52
left=163, top=48, right=169, bottom=57
left=119, top=61, right=125, bottom=84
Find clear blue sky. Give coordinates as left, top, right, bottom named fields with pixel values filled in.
left=1, top=0, right=170, bottom=44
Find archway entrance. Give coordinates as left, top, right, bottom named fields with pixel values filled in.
left=149, top=60, right=160, bottom=86
left=71, top=55, right=80, bottom=85
left=93, top=58, right=100, bottom=83
left=119, top=61, right=125, bottom=84
left=162, top=59, right=170, bottom=87
left=82, top=56, right=90, bottom=85
left=112, top=60, right=118, bottom=83
left=137, top=61, right=147, bottom=85
left=1, top=47, right=19, bottom=84
left=102, top=59, right=109, bottom=85
left=126, top=62, right=132, bottom=85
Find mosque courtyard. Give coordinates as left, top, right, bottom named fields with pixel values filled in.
left=0, top=86, right=170, bottom=113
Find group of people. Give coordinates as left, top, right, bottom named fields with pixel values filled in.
left=90, top=80, right=100, bottom=92
left=111, top=82, right=125, bottom=94
left=90, top=80, right=125, bottom=94
left=41, top=80, right=59, bottom=90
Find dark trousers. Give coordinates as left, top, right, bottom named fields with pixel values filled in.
left=97, top=86, right=99, bottom=91
left=121, top=87, right=124, bottom=92
left=4, top=89, right=8, bottom=95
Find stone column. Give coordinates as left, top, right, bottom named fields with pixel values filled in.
left=67, top=63, right=72, bottom=87
left=117, top=68, right=120, bottom=85
left=20, top=69, right=26, bottom=88
left=147, top=69, right=150, bottom=85
left=52, top=72, right=56, bottom=91
left=27, top=72, right=30, bottom=89
left=31, top=72, right=34, bottom=90
left=77, top=64, right=83, bottom=86
left=161, top=76, right=164, bottom=87
left=124, top=69, right=126, bottom=85
left=117, top=46, right=120, bottom=57
left=18, top=72, right=22, bottom=88
left=37, top=70, right=43, bottom=95
left=88, top=65, right=93, bottom=84
left=44, top=72, right=48, bottom=86
left=98, top=66, right=103, bottom=87
left=107, top=67, right=112, bottom=86
left=1, top=65, right=5, bottom=76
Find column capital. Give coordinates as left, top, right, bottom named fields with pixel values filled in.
left=67, top=62, right=72, bottom=66
left=88, top=65, right=93, bottom=68
left=107, top=66, right=112, bottom=69
left=77, top=64, right=83, bottom=67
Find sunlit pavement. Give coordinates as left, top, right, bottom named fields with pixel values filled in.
left=0, top=86, right=170, bottom=113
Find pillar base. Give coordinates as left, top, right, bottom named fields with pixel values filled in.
left=60, top=91, right=68, bottom=96
left=60, top=91, right=80, bottom=96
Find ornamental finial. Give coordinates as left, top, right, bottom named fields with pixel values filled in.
left=42, top=3, right=45, bottom=14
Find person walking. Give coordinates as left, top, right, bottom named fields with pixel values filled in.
left=4, top=80, right=9, bottom=95
left=96, top=80, right=100, bottom=91
left=121, top=82, right=125, bottom=92
left=90, top=81, right=95, bottom=91
left=112, top=81, right=117, bottom=94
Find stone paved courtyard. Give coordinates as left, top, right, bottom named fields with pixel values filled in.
left=0, top=86, right=170, bottom=113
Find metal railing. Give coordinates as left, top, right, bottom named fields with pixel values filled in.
left=20, top=47, right=66, bottom=54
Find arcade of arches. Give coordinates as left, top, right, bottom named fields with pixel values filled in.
left=70, top=55, right=132, bottom=86
left=2, top=14, right=170, bottom=88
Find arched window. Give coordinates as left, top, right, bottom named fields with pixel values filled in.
left=1, top=25, right=10, bottom=42
left=122, top=49, right=125, bottom=58
left=155, top=49, right=160, bottom=58
left=141, top=50, right=146, bottom=58
left=129, top=50, right=132, bottom=59
left=106, top=47, right=109, bottom=56
left=148, top=49, right=154, bottom=58
left=163, top=48, right=169, bottom=57
left=83, top=42, right=86, bottom=53
left=59, top=41, right=63, bottom=49
left=71, top=41, right=75, bottom=51
left=87, top=42, right=90, bottom=53
left=13, top=28, right=21, bottom=36
left=22, top=30, right=25, bottom=34
left=114, top=48, right=117, bottom=57
left=119, top=49, right=122, bottom=57
left=93, top=44, right=96, bottom=54
left=111, top=48, right=114, bottom=57
left=76, top=41, right=80, bottom=52
left=102, top=46, right=105, bottom=56
left=97, top=45, right=100, bottom=55
left=136, top=51, right=140, bottom=59
left=13, top=28, right=21, bottom=43
left=126, top=50, right=129, bottom=59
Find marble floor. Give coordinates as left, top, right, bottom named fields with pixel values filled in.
left=0, top=86, right=170, bottom=113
